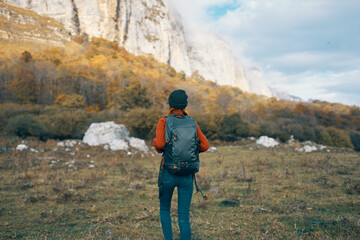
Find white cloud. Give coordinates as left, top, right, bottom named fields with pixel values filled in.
left=265, top=70, right=360, bottom=105
left=266, top=52, right=360, bottom=72
left=168, top=0, right=360, bottom=105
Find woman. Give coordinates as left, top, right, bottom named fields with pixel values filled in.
left=153, top=89, right=209, bottom=240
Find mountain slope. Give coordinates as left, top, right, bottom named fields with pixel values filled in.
left=0, top=2, right=70, bottom=46
left=1, top=0, right=272, bottom=96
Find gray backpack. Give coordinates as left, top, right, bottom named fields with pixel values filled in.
left=163, top=114, right=200, bottom=176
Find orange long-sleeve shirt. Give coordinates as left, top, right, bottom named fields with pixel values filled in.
left=153, top=109, right=210, bottom=153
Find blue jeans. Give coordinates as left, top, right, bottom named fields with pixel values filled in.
left=160, top=170, right=193, bottom=240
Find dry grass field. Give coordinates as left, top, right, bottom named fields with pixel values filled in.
left=0, top=138, right=359, bottom=239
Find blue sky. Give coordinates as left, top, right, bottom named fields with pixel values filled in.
left=169, top=0, right=360, bottom=106
left=207, top=2, right=239, bottom=19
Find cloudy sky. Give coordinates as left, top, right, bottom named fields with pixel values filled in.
left=168, top=0, right=360, bottom=106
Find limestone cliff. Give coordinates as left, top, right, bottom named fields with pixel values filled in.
left=0, top=2, right=70, bottom=46
left=186, top=29, right=250, bottom=91
left=1, top=0, right=272, bottom=96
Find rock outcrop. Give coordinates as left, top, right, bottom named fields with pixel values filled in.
left=2, top=0, right=192, bottom=74
left=0, top=2, right=71, bottom=46
left=83, top=121, right=149, bottom=152
left=256, top=136, right=279, bottom=148
left=186, top=30, right=248, bottom=90
left=83, top=121, right=130, bottom=147
left=16, top=144, right=38, bottom=152
left=1, top=0, right=272, bottom=96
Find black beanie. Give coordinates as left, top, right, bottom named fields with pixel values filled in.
left=168, top=89, right=188, bottom=109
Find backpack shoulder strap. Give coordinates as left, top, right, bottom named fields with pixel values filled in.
left=193, top=173, right=207, bottom=200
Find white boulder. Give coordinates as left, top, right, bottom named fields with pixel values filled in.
left=288, top=135, right=296, bottom=145
left=207, top=146, right=217, bottom=153
left=16, top=144, right=38, bottom=153
left=256, top=136, right=279, bottom=148
left=82, top=121, right=149, bottom=152
left=295, top=142, right=322, bottom=153
left=57, top=140, right=78, bottom=148
left=16, top=144, right=28, bottom=151
left=319, top=145, right=327, bottom=150
left=109, top=139, right=129, bottom=151
left=294, top=139, right=329, bottom=153
left=129, top=137, right=149, bottom=152
left=303, top=145, right=317, bottom=152
left=296, top=145, right=317, bottom=153
left=83, top=121, right=130, bottom=146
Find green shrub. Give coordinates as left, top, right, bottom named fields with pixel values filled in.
left=124, top=108, right=163, bottom=139
left=49, top=110, right=88, bottom=139
left=115, top=80, right=152, bottom=110
left=248, top=123, right=261, bottom=138
left=0, top=104, right=42, bottom=131
left=192, top=113, right=221, bottom=140
left=218, top=113, right=249, bottom=141
left=6, top=114, right=52, bottom=140
left=350, top=132, right=360, bottom=151
left=327, top=127, right=354, bottom=148
left=314, top=126, right=332, bottom=146
left=275, top=131, right=291, bottom=143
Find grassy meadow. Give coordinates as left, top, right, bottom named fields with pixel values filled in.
left=0, top=138, right=359, bottom=239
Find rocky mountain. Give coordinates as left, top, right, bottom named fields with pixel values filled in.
left=0, top=2, right=70, bottom=46
left=0, top=0, right=272, bottom=96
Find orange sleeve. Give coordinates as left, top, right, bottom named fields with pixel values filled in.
left=196, top=123, right=210, bottom=152
left=153, top=118, right=166, bottom=153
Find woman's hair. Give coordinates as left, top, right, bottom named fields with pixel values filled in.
left=168, top=107, right=189, bottom=116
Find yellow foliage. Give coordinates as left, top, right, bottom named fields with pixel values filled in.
left=55, top=94, right=85, bottom=108
left=91, top=54, right=108, bottom=69
left=86, top=105, right=100, bottom=112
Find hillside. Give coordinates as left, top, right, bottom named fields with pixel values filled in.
left=1, top=0, right=272, bottom=96
left=0, top=34, right=359, bottom=151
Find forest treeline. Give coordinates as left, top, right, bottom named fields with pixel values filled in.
left=0, top=37, right=359, bottom=150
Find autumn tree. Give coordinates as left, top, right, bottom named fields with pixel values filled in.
left=216, top=88, right=234, bottom=115
left=192, top=113, right=221, bottom=140
left=327, top=127, right=354, bottom=148
left=7, top=67, right=37, bottom=104
left=115, top=79, right=152, bottom=110
left=21, top=51, right=33, bottom=63
left=124, top=108, right=163, bottom=139
left=219, top=113, right=249, bottom=141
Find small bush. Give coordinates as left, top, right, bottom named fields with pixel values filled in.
left=0, top=104, right=42, bottom=131
left=124, top=108, right=163, bottom=139
left=6, top=114, right=52, bottom=140
left=49, top=110, right=88, bottom=139
left=192, top=113, right=221, bottom=140
left=350, top=132, right=360, bottom=151
left=327, top=127, right=353, bottom=148
left=115, top=80, right=152, bottom=110
left=218, top=113, right=249, bottom=141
